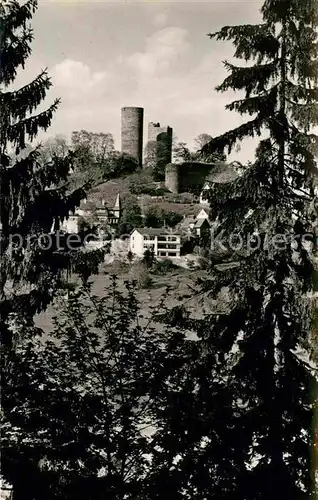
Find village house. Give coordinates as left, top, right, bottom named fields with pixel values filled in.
left=178, top=208, right=211, bottom=238
left=192, top=217, right=211, bottom=238
left=130, top=227, right=181, bottom=259
left=61, top=194, right=122, bottom=234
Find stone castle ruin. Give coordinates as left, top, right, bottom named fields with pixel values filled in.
left=121, top=107, right=173, bottom=170
left=121, top=106, right=238, bottom=196
left=165, top=161, right=239, bottom=195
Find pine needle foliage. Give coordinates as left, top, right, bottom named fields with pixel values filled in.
left=194, top=0, right=318, bottom=497
left=0, top=0, right=104, bottom=347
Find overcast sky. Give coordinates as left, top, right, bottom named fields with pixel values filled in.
left=19, top=0, right=264, bottom=162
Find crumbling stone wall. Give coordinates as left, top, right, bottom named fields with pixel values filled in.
left=165, top=162, right=214, bottom=195
left=165, top=161, right=238, bottom=195
left=148, top=122, right=173, bottom=168
left=165, top=163, right=179, bottom=194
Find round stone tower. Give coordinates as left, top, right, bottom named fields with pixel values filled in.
left=157, top=128, right=173, bottom=167
left=165, top=163, right=179, bottom=194
left=121, top=107, right=144, bottom=168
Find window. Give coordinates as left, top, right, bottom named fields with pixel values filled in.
left=158, top=243, right=177, bottom=250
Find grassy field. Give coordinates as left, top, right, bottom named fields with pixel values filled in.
left=34, top=261, right=229, bottom=335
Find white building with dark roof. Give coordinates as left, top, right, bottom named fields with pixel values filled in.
left=130, top=227, right=181, bottom=259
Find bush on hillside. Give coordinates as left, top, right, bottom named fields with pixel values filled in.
left=116, top=202, right=142, bottom=237
left=130, top=184, right=169, bottom=196
left=127, top=250, right=134, bottom=264
left=101, top=151, right=140, bottom=180
left=144, top=208, right=162, bottom=228
left=131, top=262, right=153, bottom=289
left=197, top=256, right=210, bottom=270
left=144, top=208, right=183, bottom=229
left=152, top=259, right=176, bottom=275
left=78, top=216, right=99, bottom=242
left=142, top=248, right=156, bottom=268
left=163, top=211, right=183, bottom=228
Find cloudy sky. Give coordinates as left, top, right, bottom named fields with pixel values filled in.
left=19, top=0, right=264, bottom=161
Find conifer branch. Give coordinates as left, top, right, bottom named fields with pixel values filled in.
left=1, top=69, right=52, bottom=121
left=208, top=24, right=279, bottom=62
left=0, top=28, right=34, bottom=86
left=217, top=60, right=279, bottom=96
left=7, top=99, right=60, bottom=152
left=202, top=115, right=266, bottom=155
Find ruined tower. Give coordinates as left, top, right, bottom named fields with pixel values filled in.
left=165, top=163, right=179, bottom=194
left=148, top=122, right=173, bottom=168
left=148, top=122, right=173, bottom=144
left=121, top=107, right=144, bottom=168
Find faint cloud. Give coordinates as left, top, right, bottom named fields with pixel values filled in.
left=153, top=11, right=168, bottom=27
left=52, top=59, right=108, bottom=94
left=125, top=27, right=189, bottom=76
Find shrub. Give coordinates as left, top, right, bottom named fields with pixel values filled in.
left=197, top=257, right=210, bottom=270
left=144, top=208, right=183, bottom=229
left=78, top=216, right=98, bottom=237
left=127, top=250, right=134, bottom=264
left=138, top=270, right=153, bottom=289
left=116, top=202, right=142, bottom=236
left=130, top=184, right=169, bottom=197
left=186, top=259, right=197, bottom=270
left=142, top=248, right=156, bottom=268
left=162, top=211, right=183, bottom=228
left=107, top=259, right=129, bottom=275
left=131, top=262, right=153, bottom=289
left=144, top=208, right=161, bottom=228
left=142, top=187, right=169, bottom=196
left=153, top=259, right=176, bottom=275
